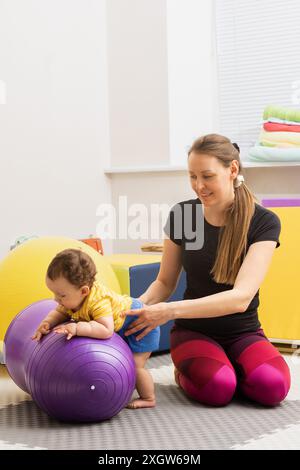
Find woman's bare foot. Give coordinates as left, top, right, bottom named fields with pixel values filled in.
left=174, top=367, right=181, bottom=387
left=126, top=397, right=156, bottom=409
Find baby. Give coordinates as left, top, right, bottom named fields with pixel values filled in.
left=32, top=248, right=160, bottom=409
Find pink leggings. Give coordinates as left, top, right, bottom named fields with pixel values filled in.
left=171, top=324, right=291, bottom=407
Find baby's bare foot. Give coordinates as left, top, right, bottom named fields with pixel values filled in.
left=126, top=397, right=156, bottom=409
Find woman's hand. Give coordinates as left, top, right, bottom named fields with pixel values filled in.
left=122, top=302, right=173, bottom=341
left=53, top=322, right=77, bottom=340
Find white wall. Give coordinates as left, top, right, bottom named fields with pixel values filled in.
left=0, top=0, right=112, bottom=259
left=105, top=0, right=218, bottom=170
left=167, top=0, right=218, bottom=165
left=106, top=0, right=170, bottom=168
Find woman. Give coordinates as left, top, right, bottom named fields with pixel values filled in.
left=123, top=134, right=291, bottom=407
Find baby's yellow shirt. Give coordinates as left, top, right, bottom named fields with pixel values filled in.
left=57, top=281, right=132, bottom=332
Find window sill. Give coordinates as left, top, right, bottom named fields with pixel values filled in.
left=104, top=161, right=300, bottom=175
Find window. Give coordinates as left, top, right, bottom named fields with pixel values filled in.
left=215, top=0, right=300, bottom=158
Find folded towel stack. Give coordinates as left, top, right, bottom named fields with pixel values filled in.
left=248, top=105, right=300, bottom=162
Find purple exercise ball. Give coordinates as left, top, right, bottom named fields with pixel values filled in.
left=4, top=299, right=56, bottom=393
left=4, top=299, right=136, bottom=422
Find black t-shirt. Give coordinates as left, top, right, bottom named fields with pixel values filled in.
left=164, top=198, right=281, bottom=339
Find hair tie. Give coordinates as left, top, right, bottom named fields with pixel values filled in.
left=232, top=142, right=240, bottom=152
left=234, top=174, right=244, bottom=188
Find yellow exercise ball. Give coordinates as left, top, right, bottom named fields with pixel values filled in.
left=0, top=236, right=121, bottom=350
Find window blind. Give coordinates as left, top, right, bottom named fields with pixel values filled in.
left=215, top=0, right=300, bottom=158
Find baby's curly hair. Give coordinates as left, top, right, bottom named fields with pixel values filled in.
left=47, top=249, right=97, bottom=288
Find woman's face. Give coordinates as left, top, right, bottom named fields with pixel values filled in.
left=188, top=152, right=239, bottom=207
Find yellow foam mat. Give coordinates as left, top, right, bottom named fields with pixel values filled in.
left=259, top=207, right=300, bottom=341
left=104, top=254, right=162, bottom=267
left=104, top=254, right=162, bottom=295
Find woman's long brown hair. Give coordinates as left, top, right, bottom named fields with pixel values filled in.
left=188, top=134, right=257, bottom=285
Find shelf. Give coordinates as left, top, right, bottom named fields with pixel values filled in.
left=104, top=161, right=300, bottom=175
left=242, top=161, right=300, bottom=168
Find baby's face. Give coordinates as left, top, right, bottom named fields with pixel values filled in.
left=46, top=276, right=89, bottom=310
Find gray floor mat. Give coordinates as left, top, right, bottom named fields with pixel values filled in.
left=1, top=377, right=300, bottom=450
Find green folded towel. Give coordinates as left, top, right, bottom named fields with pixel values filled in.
left=263, top=105, right=300, bottom=123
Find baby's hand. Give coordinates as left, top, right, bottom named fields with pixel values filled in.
left=53, top=322, right=77, bottom=340
left=31, top=321, right=51, bottom=341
